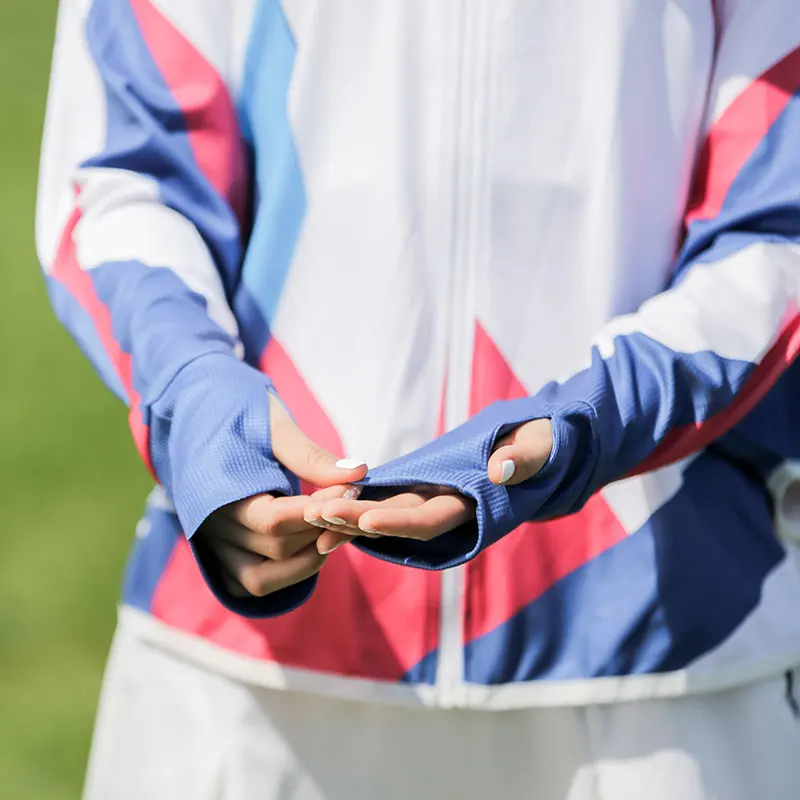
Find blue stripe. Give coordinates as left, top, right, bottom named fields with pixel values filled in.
left=233, top=282, right=271, bottom=366
left=84, top=0, right=242, bottom=291
left=678, top=85, right=800, bottom=272
left=122, top=504, right=181, bottom=612
left=576, top=333, right=756, bottom=482
left=400, top=650, right=438, bottom=686
left=238, top=0, right=305, bottom=333
left=712, top=361, right=800, bottom=476
left=463, top=452, right=784, bottom=684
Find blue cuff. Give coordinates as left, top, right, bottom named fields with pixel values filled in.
left=354, top=397, right=600, bottom=570
left=147, top=352, right=315, bottom=617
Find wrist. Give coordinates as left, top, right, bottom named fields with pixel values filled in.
left=148, top=354, right=295, bottom=538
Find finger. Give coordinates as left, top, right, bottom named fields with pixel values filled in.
left=487, top=419, right=554, bottom=486
left=222, top=494, right=304, bottom=533
left=303, top=486, right=367, bottom=531
left=306, top=493, right=427, bottom=531
left=358, top=494, right=475, bottom=540
left=200, top=538, right=252, bottom=597
left=269, top=396, right=368, bottom=488
left=225, top=491, right=339, bottom=537
left=311, top=492, right=436, bottom=551
left=315, top=530, right=359, bottom=555
left=218, top=565, right=252, bottom=598
left=309, top=484, right=363, bottom=501
left=212, top=517, right=321, bottom=561
left=212, top=539, right=327, bottom=598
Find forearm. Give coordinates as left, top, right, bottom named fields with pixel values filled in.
left=37, top=0, right=306, bottom=617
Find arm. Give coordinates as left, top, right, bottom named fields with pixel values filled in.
left=334, top=0, right=800, bottom=568
left=37, top=0, right=362, bottom=613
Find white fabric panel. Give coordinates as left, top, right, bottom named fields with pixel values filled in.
left=230, top=0, right=259, bottom=97
left=270, top=1, right=457, bottom=466
left=75, top=169, right=240, bottom=339
left=601, top=457, right=695, bottom=536
left=36, top=0, right=104, bottom=271
left=592, top=242, right=800, bottom=365
left=708, top=0, right=800, bottom=125
left=686, top=548, right=800, bottom=680
left=476, top=0, right=714, bottom=397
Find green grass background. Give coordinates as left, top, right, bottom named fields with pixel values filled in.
left=0, top=2, right=152, bottom=796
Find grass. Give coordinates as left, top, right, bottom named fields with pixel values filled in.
left=0, top=2, right=152, bottom=796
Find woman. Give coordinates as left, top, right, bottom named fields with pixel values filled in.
left=37, top=0, right=800, bottom=797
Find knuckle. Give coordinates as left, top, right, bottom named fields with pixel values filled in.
left=234, top=498, right=259, bottom=529
left=269, top=538, right=293, bottom=561
left=258, top=504, right=280, bottom=535
left=305, top=446, right=328, bottom=469
left=241, top=567, right=272, bottom=597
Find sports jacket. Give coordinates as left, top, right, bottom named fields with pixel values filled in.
left=37, top=0, right=800, bottom=708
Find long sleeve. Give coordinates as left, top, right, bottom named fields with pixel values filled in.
left=356, top=0, right=800, bottom=570
left=36, top=0, right=310, bottom=615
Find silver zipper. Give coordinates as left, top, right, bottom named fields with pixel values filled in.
left=436, top=0, right=489, bottom=708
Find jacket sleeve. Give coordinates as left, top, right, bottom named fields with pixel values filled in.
left=355, top=0, right=800, bottom=570
left=36, top=0, right=313, bottom=616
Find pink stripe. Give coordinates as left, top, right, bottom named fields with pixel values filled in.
left=685, top=45, right=800, bottom=225
left=261, top=338, right=342, bottom=495
left=129, top=0, right=247, bottom=222
left=52, top=206, right=154, bottom=475
left=153, top=537, right=435, bottom=679
left=464, top=323, right=627, bottom=644
left=465, top=501, right=628, bottom=644
left=634, top=307, right=800, bottom=475
left=436, top=374, right=448, bottom=438
left=261, top=337, right=441, bottom=673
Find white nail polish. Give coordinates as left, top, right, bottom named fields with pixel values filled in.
left=336, top=458, right=367, bottom=470
left=324, top=516, right=347, bottom=526
left=343, top=486, right=363, bottom=500
left=499, top=459, right=516, bottom=485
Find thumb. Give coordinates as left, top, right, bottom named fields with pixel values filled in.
left=269, top=395, right=368, bottom=487
left=487, top=418, right=554, bottom=487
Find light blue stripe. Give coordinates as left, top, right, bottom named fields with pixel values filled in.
left=238, top=0, right=306, bottom=331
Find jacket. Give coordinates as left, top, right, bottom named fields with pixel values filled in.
left=36, top=0, right=800, bottom=708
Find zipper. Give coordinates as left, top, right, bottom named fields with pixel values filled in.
left=436, top=0, right=489, bottom=708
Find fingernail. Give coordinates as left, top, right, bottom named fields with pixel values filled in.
left=499, top=459, right=516, bottom=485
left=360, top=526, right=382, bottom=536
left=323, top=516, right=347, bottom=526
left=343, top=486, right=363, bottom=500
left=319, top=542, right=346, bottom=555
left=305, top=506, right=327, bottom=528
left=336, top=458, right=367, bottom=470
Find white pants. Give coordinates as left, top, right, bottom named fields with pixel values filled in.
left=84, top=623, right=800, bottom=800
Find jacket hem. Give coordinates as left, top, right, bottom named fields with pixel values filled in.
left=119, top=605, right=800, bottom=709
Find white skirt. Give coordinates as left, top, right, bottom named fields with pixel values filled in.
left=84, top=616, right=800, bottom=800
